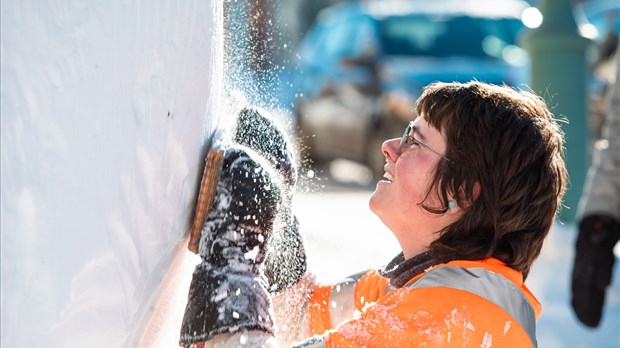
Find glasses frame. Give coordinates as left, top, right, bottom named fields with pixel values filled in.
left=399, top=122, right=453, bottom=163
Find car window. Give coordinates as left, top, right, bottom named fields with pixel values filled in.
left=379, top=15, right=524, bottom=59
left=295, top=13, right=380, bottom=98
left=321, top=15, right=378, bottom=60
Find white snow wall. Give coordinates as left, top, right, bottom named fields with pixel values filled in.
left=1, top=1, right=223, bottom=347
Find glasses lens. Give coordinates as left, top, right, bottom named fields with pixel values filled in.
left=400, top=124, right=412, bottom=147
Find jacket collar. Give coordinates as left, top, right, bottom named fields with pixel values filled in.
left=379, top=251, right=440, bottom=288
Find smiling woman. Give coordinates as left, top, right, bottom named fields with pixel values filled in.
left=179, top=81, right=567, bottom=348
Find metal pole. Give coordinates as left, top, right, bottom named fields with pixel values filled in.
left=521, top=0, right=592, bottom=222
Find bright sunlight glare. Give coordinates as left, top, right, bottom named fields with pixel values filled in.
left=522, top=7, right=543, bottom=29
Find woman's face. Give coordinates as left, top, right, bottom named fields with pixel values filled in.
left=369, top=116, right=449, bottom=251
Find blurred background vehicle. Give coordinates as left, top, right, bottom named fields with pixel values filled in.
left=289, top=0, right=541, bottom=177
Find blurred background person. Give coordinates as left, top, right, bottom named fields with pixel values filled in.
left=571, top=32, right=620, bottom=328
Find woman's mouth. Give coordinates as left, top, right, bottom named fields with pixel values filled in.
left=382, top=172, right=394, bottom=183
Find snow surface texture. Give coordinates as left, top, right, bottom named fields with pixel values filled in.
left=1, top=1, right=223, bottom=347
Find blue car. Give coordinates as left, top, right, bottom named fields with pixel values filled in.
left=290, top=0, right=539, bottom=176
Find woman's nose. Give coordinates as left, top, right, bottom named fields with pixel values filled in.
left=382, top=138, right=401, bottom=163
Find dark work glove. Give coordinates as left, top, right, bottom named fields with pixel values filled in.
left=234, top=107, right=297, bottom=193
left=179, top=146, right=281, bottom=346
left=571, top=214, right=620, bottom=327
left=234, top=107, right=307, bottom=292
left=264, top=211, right=307, bottom=292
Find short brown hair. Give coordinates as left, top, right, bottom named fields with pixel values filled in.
left=416, top=81, right=567, bottom=277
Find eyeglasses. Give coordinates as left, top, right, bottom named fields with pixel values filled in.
left=399, top=122, right=453, bottom=163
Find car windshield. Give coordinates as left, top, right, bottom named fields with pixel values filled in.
left=378, top=14, right=524, bottom=59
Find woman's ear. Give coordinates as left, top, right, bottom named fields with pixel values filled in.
left=471, top=181, right=481, bottom=201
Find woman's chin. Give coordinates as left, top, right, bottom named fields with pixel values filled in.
left=368, top=190, right=383, bottom=216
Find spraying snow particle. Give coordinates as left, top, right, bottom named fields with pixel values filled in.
left=245, top=245, right=260, bottom=261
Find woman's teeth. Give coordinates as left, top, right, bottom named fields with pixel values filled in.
left=383, top=172, right=394, bottom=182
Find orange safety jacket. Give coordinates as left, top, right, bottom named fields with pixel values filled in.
left=303, top=258, right=541, bottom=347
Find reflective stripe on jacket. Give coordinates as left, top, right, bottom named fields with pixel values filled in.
left=304, top=258, right=541, bottom=347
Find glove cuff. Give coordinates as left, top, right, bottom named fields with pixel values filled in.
left=180, top=263, right=274, bottom=346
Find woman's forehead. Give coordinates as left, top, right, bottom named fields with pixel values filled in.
left=411, top=117, right=431, bottom=135
left=415, top=113, right=448, bottom=132
left=413, top=116, right=447, bottom=145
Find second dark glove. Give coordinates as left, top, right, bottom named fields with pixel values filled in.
left=234, top=107, right=307, bottom=292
